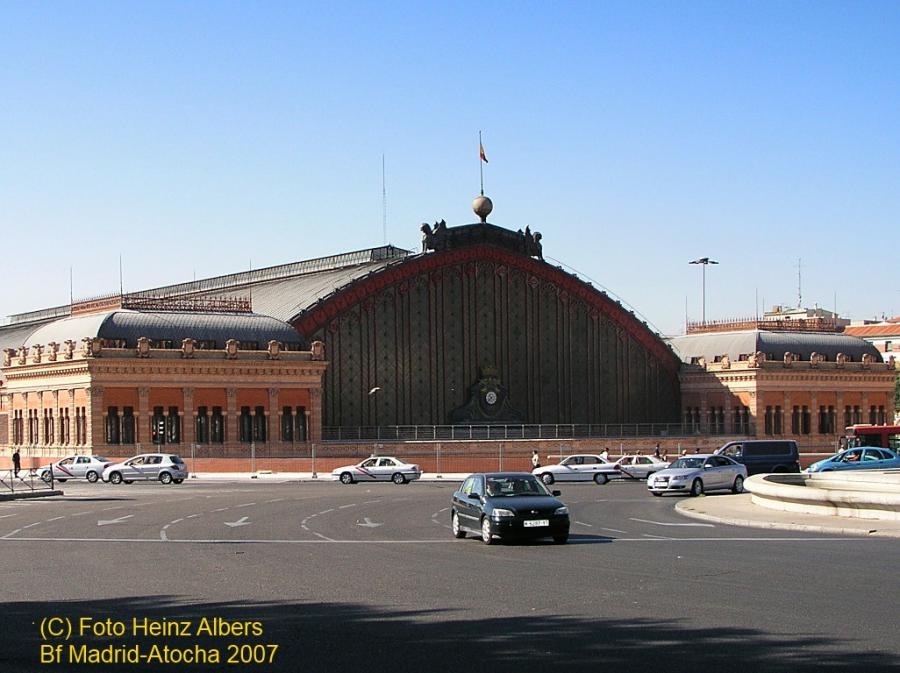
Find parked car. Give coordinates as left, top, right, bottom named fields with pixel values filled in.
left=332, top=456, right=422, bottom=484
left=39, top=455, right=113, bottom=483
left=647, top=454, right=747, bottom=497
left=715, top=439, right=800, bottom=474
left=806, top=447, right=900, bottom=473
left=451, top=472, right=570, bottom=545
left=532, top=454, right=613, bottom=485
left=101, top=453, right=188, bottom=484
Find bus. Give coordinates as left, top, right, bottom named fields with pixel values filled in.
left=844, top=425, right=900, bottom=450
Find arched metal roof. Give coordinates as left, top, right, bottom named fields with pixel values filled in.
left=21, top=310, right=305, bottom=350
left=667, top=330, right=883, bottom=363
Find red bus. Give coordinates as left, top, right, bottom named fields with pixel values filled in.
left=844, top=425, right=900, bottom=450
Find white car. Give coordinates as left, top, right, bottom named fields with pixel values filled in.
left=647, top=454, right=747, bottom=497
left=332, top=456, right=422, bottom=484
left=533, top=454, right=614, bottom=485
left=601, top=455, right=670, bottom=480
left=101, top=453, right=188, bottom=485
left=39, top=455, right=113, bottom=483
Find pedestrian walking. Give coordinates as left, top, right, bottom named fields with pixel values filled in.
left=531, top=450, right=540, bottom=469
left=12, top=449, right=21, bottom=478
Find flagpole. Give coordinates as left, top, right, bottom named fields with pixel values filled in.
left=479, top=130, right=484, bottom=195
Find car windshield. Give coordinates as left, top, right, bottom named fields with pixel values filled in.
left=485, top=475, right=549, bottom=497
left=669, top=457, right=704, bottom=469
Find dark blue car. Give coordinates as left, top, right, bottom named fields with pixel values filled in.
left=450, top=472, right=570, bottom=545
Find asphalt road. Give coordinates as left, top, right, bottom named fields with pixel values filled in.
left=2, top=479, right=898, bottom=673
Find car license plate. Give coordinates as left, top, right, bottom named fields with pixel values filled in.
left=523, top=519, right=549, bottom=528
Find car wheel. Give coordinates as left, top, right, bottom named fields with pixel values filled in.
left=40, top=471, right=52, bottom=483
left=732, top=475, right=745, bottom=494
left=553, top=533, right=569, bottom=544
left=594, top=473, right=609, bottom=485
left=690, top=479, right=704, bottom=497
left=109, top=472, right=123, bottom=485
left=392, top=472, right=406, bottom=485
left=451, top=511, right=466, bottom=539
left=481, top=517, right=494, bottom=545
left=339, top=472, right=354, bottom=485
left=172, top=478, right=184, bottom=484
left=159, top=472, right=173, bottom=485
left=539, top=473, right=554, bottom=485
left=86, top=470, right=100, bottom=483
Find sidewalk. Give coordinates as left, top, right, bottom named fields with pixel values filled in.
left=676, top=493, right=900, bottom=538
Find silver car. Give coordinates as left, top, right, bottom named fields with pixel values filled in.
left=101, top=453, right=189, bottom=485
left=647, top=454, right=747, bottom=497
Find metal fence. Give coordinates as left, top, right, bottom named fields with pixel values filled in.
left=322, top=423, right=700, bottom=442
left=1, top=469, right=56, bottom=495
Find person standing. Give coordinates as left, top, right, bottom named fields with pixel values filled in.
left=12, top=449, right=21, bottom=478
left=531, top=450, right=540, bottom=469
left=600, top=447, right=609, bottom=462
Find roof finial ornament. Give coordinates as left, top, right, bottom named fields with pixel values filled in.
left=472, top=194, right=493, bottom=223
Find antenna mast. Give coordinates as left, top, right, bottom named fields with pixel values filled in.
left=797, top=257, right=802, bottom=308
left=382, top=154, right=387, bottom=245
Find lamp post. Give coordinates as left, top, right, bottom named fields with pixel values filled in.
left=689, top=257, right=718, bottom=324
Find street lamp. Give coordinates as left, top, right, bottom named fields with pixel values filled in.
left=689, top=257, right=718, bottom=324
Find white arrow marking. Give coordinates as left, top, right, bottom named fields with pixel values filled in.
left=224, top=516, right=251, bottom=528
left=98, top=515, right=134, bottom=526
left=356, top=517, right=383, bottom=528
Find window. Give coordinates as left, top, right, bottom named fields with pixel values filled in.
left=167, top=406, right=181, bottom=444
left=122, top=407, right=135, bottom=444
left=734, top=406, right=751, bottom=434
left=105, top=406, right=121, bottom=444
left=211, top=407, right=224, bottom=444
left=253, top=406, right=267, bottom=442
left=196, top=406, right=209, bottom=444
left=819, top=406, right=836, bottom=434
left=239, top=407, right=252, bottom=443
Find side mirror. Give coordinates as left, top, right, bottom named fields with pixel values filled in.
left=468, top=493, right=482, bottom=500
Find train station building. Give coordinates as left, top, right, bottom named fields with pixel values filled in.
left=1, top=200, right=895, bottom=469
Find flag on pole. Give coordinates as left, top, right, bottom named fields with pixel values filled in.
left=479, top=142, right=488, bottom=163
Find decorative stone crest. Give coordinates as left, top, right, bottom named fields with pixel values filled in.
left=267, top=340, right=282, bottom=360
left=861, top=353, right=872, bottom=368
left=181, top=338, right=195, bottom=359
left=46, top=341, right=59, bottom=362
left=136, top=337, right=151, bottom=358
left=836, top=352, right=847, bottom=367
left=720, top=354, right=731, bottom=369
left=783, top=352, right=793, bottom=367
left=64, top=340, right=76, bottom=360
left=17, top=346, right=27, bottom=365
left=310, top=340, right=325, bottom=361
left=810, top=352, right=823, bottom=367
left=225, top=339, right=239, bottom=359
left=30, top=344, right=43, bottom=363
left=3, top=348, right=13, bottom=367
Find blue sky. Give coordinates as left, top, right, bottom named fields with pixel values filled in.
left=2, top=1, right=898, bottom=335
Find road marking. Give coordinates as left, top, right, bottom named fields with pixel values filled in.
left=599, top=527, right=628, bottom=534
left=629, top=518, right=715, bottom=528
left=356, top=517, right=382, bottom=528
left=224, top=516, right=251, bottom=528
left=235, top=502, right=256, bottom=508
left=97, top=515, right=135, bottom=526
left=574, top=521, right=593, bottom=527
left=338, top=504, right=356, bottom=509
left=0, top=535, right=884, bottom=545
